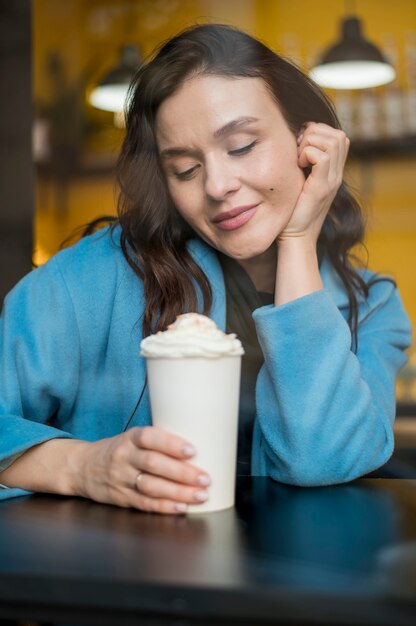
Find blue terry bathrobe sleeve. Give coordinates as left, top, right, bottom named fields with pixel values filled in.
left=0, top=226, right=150, bottom=501
left=0, top=256, right=78, bottom=499
left=251, top=280, right=412, bottom=485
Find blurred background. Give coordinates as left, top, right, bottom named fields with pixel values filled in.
left=1, top=0, right=415, bottom=451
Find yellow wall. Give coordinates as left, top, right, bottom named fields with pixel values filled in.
left=34, top=0, right=257, bottom=263
left=34, top=0, right=416, bottom=340
left=253, top=0, right=416, bottom=336
left=256, top=0, right=416, bottom=79
left=347, top=157, right=416, bottom=330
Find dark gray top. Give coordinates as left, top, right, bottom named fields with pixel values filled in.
left=218, top=252, right=274, bottom=475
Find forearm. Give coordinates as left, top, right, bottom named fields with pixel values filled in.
left=253, top=281, right=411, bottom=484
left=275, top=236, right=323, bottom=307
left=0, top=438, right=90, bottom=496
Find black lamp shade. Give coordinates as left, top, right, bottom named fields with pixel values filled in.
left=99, top=44, right=141, bottom=86
left=89, top=44, right=141, bottom=112
left=310, top=16, right=396, bottom=89
left=321, top=17, right=390, bottom=65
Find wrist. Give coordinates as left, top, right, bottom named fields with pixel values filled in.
left=0, top=438, right=91, bottom=497
left=275, top=235, right=322, bottom=307
left=64, top=439, right=91, bottom=497
left=277, top=230, right=318, bottom=250
left=277, top=234, right=320, bottom=268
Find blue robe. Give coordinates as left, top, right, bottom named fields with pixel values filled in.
left=0, top=226, right=412, bottom=499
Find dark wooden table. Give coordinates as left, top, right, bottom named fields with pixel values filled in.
left=1, top=477, right=416, bottom=625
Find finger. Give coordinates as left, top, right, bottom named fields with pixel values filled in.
left=299, top=131, right=348, bottom=155
left=299, top=144, right=344, bottom=194
left=133, top=448, right=211, bottom=487
left=298, top=146, right=339, bottom=206
left=133, top=471, right=209, bottom=505
left=129, top=489, right=189, bottom=515
left=129, top=426, right=196, bottom=460
left=298, top=123, right=349, bottom=152
left=298, top=145, right=330, bottom=174
left=301, top=121, right=348, bottom=140
left=298, top=130, right=349, bottom=175
left=298, top=136, right=341, bottom=186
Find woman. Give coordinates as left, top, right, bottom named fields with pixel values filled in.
left=0, top=24, right=411, bottom=514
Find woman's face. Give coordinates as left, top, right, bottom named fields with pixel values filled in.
left=156, top=75, right=305, bottom=261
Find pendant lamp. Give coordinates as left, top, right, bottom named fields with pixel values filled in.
left=89, top=44, right=141, bottom=112
left=309, top=16, right=396, bottom=90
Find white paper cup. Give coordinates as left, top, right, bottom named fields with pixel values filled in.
left=146, top=355, right=241, bottom=513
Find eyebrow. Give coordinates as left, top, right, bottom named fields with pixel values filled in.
left=214, top=115, right=259, bottom=139
left=159, top=116, right=259, bottom=160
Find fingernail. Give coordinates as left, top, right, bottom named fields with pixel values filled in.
left=182, top=445, right=196, bottom=457
left=197, top=474, right=211, bottom=487
left=194, top=490, right=208, bottom=502
left=297, top=133, right=303, bottom=144
left=175, top=503, right=188, bottom=513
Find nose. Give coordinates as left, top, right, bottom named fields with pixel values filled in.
left=204, top=157, right=240, bottom=201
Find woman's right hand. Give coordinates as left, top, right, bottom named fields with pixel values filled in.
left=76, top=426, right=211, bottom=514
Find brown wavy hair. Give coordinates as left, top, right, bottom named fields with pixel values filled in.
left=116, top=23, right=371, bottom=343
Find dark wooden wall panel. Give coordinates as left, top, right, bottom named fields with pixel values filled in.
left=0, top=0, right=34, bottom=304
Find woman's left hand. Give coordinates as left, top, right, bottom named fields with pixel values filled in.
left=279, top=122, right=350, bottom=244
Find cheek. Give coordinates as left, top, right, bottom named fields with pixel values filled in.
left=168, top=183, right=203, bottom=226
left=259, top=172, right=304, bottom=224
left=259, top=169, right=302, bottom=203
left=167, top=181, right=189, bottom=211
left=266, top=151, right=304, bottom=197
left=287, top=164, right=306, bottom=193
left=253, top=142, right=302, bottom=190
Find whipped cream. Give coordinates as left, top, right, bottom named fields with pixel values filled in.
left=140, top=313, right=244, bottom=358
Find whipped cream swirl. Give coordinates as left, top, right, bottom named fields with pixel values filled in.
left=140, top=313, right=244, bottom=358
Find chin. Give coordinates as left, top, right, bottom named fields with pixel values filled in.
left=220, top=239, right=276, bottom=261
left=225, top=230, right=279, bottom=260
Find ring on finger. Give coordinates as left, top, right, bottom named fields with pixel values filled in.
left=135, top=470, right=145, bottom=491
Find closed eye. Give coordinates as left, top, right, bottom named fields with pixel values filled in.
left=229, top=140, right=257, bottom=156
left=175, top=165, right=200, bottom=181
left=173, top=140, right=257, bottom=180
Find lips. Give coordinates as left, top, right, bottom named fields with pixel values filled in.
left=212, top=203, right=259, bottom=231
